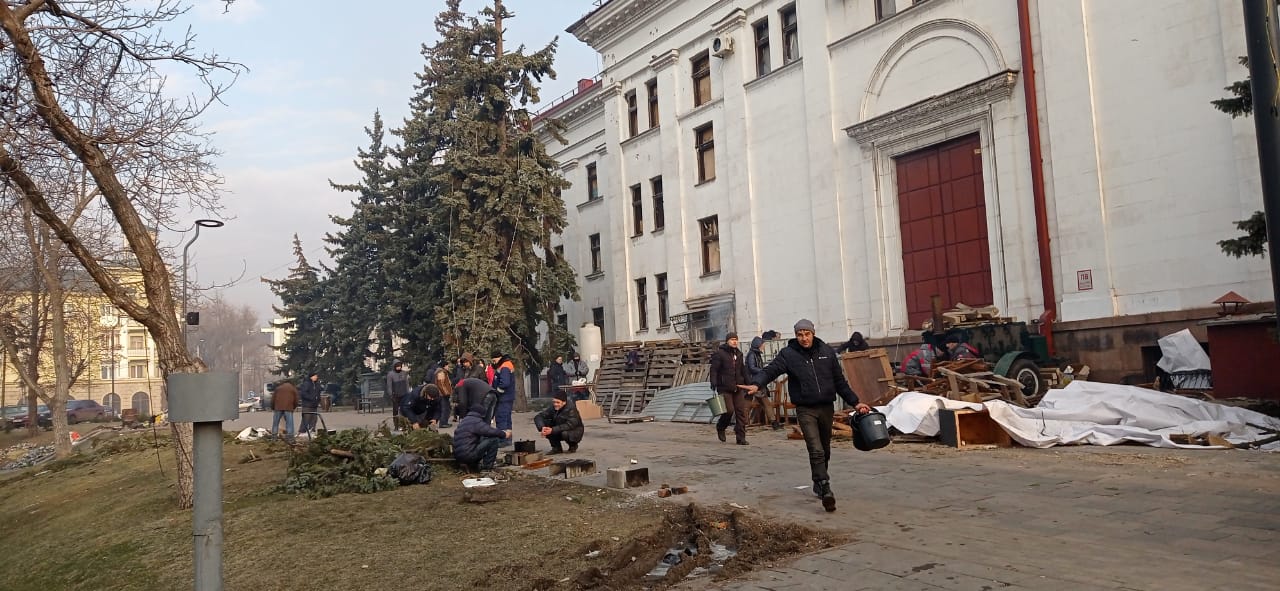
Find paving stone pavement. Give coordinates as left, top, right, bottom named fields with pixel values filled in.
left=225, top=408, right=1280, bottom=590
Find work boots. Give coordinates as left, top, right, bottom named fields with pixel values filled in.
left=716, top=429, right=727, bottom=443
left=814, top=480, right=836, bottom=512
left=567, top=443, right=579, bottom=453
left=547, top=445, right=565, bottom=455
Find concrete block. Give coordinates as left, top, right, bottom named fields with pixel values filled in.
left=606, top=466, right=649, bottom=489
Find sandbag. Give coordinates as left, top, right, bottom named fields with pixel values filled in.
left=387, top=452, right=434, bottom=485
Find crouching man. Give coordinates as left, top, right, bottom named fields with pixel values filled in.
left=452, top=404, right=511, bottom=473
left=534, top=391, right=584, bottom=454
left=401, top=384, right=442, bottom=431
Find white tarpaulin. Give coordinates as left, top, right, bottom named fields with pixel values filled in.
left=1155, top=329, right=1211, bottom=373
left=880, top=381, right=1280, bottom=450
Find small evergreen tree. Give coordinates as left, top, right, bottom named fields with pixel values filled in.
left=262, top=235, right=329, bottom=378
left=1212, top=34, right=1272, bottom=258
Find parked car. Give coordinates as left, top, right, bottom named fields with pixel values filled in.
left=238, top=396, right=261, bottom=413
left=10, top=405, right=50, bottom=428
left=2, top=405, right=25, bottom=428
left=66, top=400, right=108, bottom=423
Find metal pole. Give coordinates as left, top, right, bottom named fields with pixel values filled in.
left=192, top=420, right=223, bottom=591
left=1243, top=0, right=1280, bottom=336
left=182, top=224, right=202, bottom=350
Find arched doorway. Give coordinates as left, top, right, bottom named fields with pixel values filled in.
left=103, top=393, right=121, bottom=416
left=131, top=392, right=150, bottom=416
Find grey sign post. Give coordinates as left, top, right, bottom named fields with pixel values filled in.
left=167, top=372, right=239, bottom=591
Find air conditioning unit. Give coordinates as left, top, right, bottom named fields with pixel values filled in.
left=711, top=35, right=734, bottom=58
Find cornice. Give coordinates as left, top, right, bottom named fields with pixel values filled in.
left=712, top=7, right=747, bottom=36
left=568, top=0, right=678, bottom=49
left=649, top=49, right=680, bottom=71
left=844, top=70, right=1018, bottom=144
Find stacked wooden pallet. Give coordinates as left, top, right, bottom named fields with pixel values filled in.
left=898, top=360, right=1030, bottom=407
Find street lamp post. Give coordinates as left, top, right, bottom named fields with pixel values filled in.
left=182, top=219, right=225, bottom=351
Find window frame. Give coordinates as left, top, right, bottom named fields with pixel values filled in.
left=695, top=124, right=716, bottom=183
left=646, top=78, right=659, bottom=128
left=875, top=0, right=897, bottom=21
left=656, top=273, right=669, bottom=327
left=630, top=184, right=644, bottom=237
left=651, top=176, right=665, bottom=231
left=128, top=361, right=147, bottom=379
left=586, top=163, right=600, bottom=202
left=625, top=89, right=639, bottom=137
left=635, top=277, right=649, bottom=331
left=592, top=307, right=606, bottom=339
left=589, top=233, right=602, bottom=275
left=699, top=215, right=721, bottom=275
left=780, top=4, right=799, bottom=64
left=753, top=17, right=771, bottom=77
left=691, top=52, right=711, bottom=107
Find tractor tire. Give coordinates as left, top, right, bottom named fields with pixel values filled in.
left=1006, top=359, right=1042, bottom=398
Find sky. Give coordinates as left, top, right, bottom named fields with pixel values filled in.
left=175, top=0, right=603, bottom=322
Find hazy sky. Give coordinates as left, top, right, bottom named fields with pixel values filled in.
left=176, top=0, right=603, bottom=322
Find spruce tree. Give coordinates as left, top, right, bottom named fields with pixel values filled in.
left=399, top=0, right=579, bottom=397
left=1212, top=56, right=1269, bottom=258
left=262, top=235, right=328, bottom=378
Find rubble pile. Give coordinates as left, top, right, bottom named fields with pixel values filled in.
left=0, top=443, right=55, bottom=471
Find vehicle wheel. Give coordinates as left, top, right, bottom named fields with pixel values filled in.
left=1006, top=359, right=1042, bottom=398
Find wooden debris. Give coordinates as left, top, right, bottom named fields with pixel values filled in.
left=522, top=458, right=554, bottom=470
left=329, top=448, right=356, bottom=459
left=897, top=360, right=1031, bottom=407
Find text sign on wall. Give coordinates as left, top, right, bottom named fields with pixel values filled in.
left=1077, top=269, right=1093, bottom=291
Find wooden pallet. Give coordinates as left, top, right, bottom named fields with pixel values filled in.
left=609, top=414, right=655, bottom=424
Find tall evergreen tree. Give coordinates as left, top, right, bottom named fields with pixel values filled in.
left=399, top=0, right=578, bottom=399
left=262, top=235, right=328, bottom=378
left=1213, top=55, right=1269, bottom=258
left=326, top=111, right=395, bottom=392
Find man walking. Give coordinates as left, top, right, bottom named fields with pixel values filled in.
left=386, top=361, right=410, bottom=419
left=747, top=319, right=870, bottom=512
left=298, top=372, right=322, bottom=435
left=490, top=351, right=516, bottom=447
left=269, top=379, right=299, bottom=441
left=710, top=332, right=752, bottom=445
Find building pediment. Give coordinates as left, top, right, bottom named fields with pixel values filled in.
left=844, top=70, right=1017, bottom=144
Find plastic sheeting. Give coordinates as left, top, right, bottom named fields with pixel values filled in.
left=880, top=381, right=1280, bottom=450
left=1155, top=329, right=1211, bottom=373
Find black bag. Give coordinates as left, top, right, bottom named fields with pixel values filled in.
left=388, top=452, right=434, bottom=484
left=850, top=411, right=891, bottom=452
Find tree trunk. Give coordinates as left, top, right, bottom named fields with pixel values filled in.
left=514, top=358, right=529, bottom=412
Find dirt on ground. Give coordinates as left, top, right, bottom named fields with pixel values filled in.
left=0, top=430, right=845, bottom=591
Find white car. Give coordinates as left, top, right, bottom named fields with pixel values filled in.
left=238, top=396, right=261, bottom=413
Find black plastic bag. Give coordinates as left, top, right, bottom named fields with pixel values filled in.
left=388, top=452, right=434, bottom=485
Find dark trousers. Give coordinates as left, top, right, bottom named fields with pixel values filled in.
left=299, top=406, right=319, bottom=433
left=459, top=437, right=502, bottom=472
left=438, top=395, right=452, bottom=427
left=548, top=432, right=580, bottom=451
left=796, top=404, right=835, bottom=483
left=716, top=390, right=751, bottom=440
left=390, top=395, right=404, bottom=417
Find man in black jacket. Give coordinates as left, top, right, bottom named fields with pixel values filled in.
left=710, top=332, right=752, bottom=445
left=535, top=391, right=585, bottom=454
left=453, top=406, right=511, bottom=473
left=401, top=384, right=442, bottom=431
left=747, top=319, right=870, bottom=512
left=298, top=372, right=322, bottom=435
left=452, top=377, right=497, bottom=424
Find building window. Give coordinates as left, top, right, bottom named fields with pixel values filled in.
left=636, top=278, right=649, bottom=331
left=754, top=18, right=771, bottom=77
left=781, top=5, right=799, bottom=63
left=625, top=90, right=639, bottom=137
left=876, top=0, right=896, bottom=21
left=589, top=234, right=602, bottom=275
left=557, top=314, right=568, bottom=331
left=651, top=176, right=665, bottom=231
left=631, top=184, right=644, bottom=236
left=129, top=361, right=147, bottom=379
left=699, top=216, right=721, bottom=275
left=656, top=273, right=669, bottom=327
left=99, top=303, right=114, bottom=317
left=592, top=307, right=606, bottom=340
left=129, top=334, right=145, bottom=351
left=646, top=78, right=659, bottom=128
left=100, top=363, right=114, bottom=380
left=695, top=124, right=716, bottom=183
left=692, top=52, right=711, bottom=107
left=586, top=163, right=600, bottom=201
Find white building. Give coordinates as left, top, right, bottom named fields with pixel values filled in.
left=538, top=0, right=1272, bottom=382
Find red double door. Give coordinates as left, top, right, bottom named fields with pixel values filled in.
left=895, top=134, right=993, bottom=330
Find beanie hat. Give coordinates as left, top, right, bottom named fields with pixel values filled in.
left=553, top=391, right=568, bottom=402
left=750, top=336, right=763, bottom=349
left=726, top=331, right=738, bottom=340
left=793, top=318, right=815, bottom=333
left=490, top=350, right=503, bottom=359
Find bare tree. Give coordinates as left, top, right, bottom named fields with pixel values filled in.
left=0, top=0, right=242, bottom=508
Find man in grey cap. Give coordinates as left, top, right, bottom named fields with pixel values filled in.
left=746, top=318, right=870, bottom=512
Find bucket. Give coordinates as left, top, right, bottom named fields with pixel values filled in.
left=705, top=393, right=727, bottom=416
left=850, top=411, right=891, bottom=451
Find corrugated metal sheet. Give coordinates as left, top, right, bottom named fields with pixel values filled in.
left=644, top=382, right=717, bottom=422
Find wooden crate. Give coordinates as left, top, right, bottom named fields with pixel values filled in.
left=838, top=348, right=897, bottom=407
left=937, top=408, right=1012, bottom=449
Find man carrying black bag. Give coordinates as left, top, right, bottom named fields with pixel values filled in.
left=746, top=319, right=871, bottom=512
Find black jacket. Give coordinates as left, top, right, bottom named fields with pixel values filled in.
left=752, top=337, right=860, bottom=408
left=452, top=409, right=507, bottom=462
left=548, top=363, right=568, bottom=388
left=709, top=343, right=749, bottom=394
left=453, top=378, right=497, bottom=421
left=534, top=402, right=584, bottom=443
left=400, top=389, right=440, bottom=426
left=299, top=379, right=322, bottom=407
